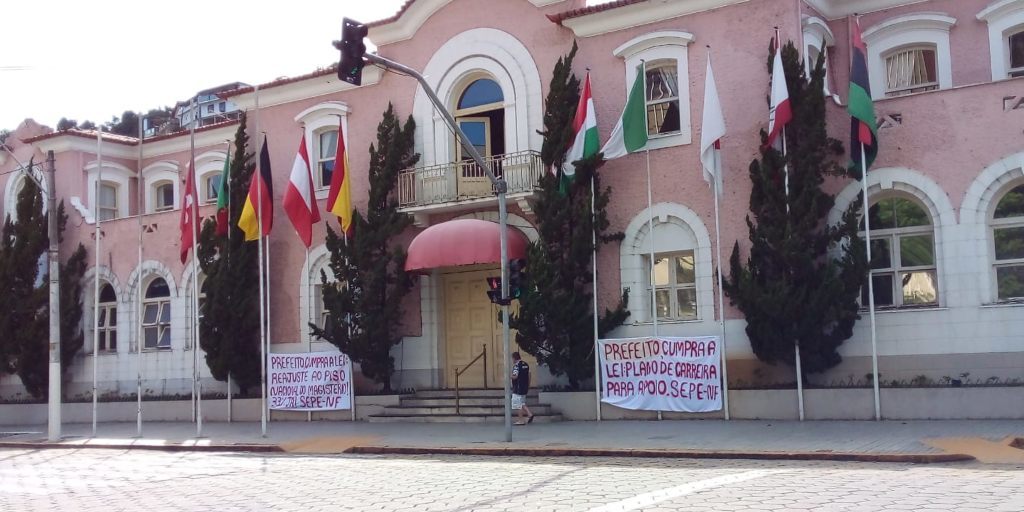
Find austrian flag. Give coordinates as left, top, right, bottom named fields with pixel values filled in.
left=283, top=134, right=321, bottom=247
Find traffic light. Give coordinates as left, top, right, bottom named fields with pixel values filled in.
left=509, top=258, right=526, bottom=299
left=485, top=276, right=509, bottom=305
left=333, top=18, right=368, bottom=86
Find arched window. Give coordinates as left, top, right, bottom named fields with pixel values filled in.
left=316, top=129, right=338, bottom=190
left=992, top=184, right=1024, bottom=301
left=644, top=60, right=681, bottom=135
left=98, top=181, right=119, bottom=220
left=454, top=77, right=505, bottom=196
left=204, top=175, right=221, bottom=205
left=153, top=180, right=174, bottom=212
left=883, top=45, right=939, bottom=97
left=312, top=264, right=337, bottom=329
left=1010, top=28, right=1024, bottom=77
left=861, top=196, right=938, bottom=308
left=142, top=277, right=171, bottom=350
left=97, top=283, right=117, bottom=353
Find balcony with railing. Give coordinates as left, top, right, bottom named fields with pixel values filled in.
left=396, top=150, right=544, bottom=219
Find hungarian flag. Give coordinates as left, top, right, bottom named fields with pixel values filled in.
left=561, top=72, right=599, bottom=189
left=601, top=64, right=647, bottom=159
left=283, top=133, right=321, bottom=247
left=214, top=149, right=230, bottom=237
left=700, top=54, right=727, bottom=197
left=179, top=160, right=199, bottom=263
left=764, top=35, right=792, bottom=149
left=238, top=138, right=274, bottom=241
left=848, top=17, right=879, bottom=170
left=326, top=120, right=353, bottom=236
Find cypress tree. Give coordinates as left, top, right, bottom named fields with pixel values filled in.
left=0, top=164, right=87, bottom=398
left=510, top=45, right=630, bottom=390
left=312, top=104, right=417, bottom=392
left=723, top=42, right=867, bottom=378
left=197, top=114, right=262, bottom=395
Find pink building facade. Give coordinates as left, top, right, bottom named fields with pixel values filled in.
left=2, top=0, right=1023, bottom=400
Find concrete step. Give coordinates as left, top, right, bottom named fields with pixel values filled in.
left=400, top=397, right=542, bottom=407
left=412, top=389, right=538, bottom=398
left=366, top=413, right=563, bottom=424
left=378, top=405, right=554, bottom=416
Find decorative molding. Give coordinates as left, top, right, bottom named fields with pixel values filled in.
left=976, top=0, right=1024, bottom=80
left=226, top=68, right=381, bottom=111
left=368, top=0, right=454, bottom=46
left=141, top=124, right=238, bottom=159
left=804, top=0, right=930, bottom=20
left=862, top=12, right=957, bottom=41
left=612, top=30, right=695, bottom=59
left=861, top=12, right=956, bottom=100
left=560, top=0, right=746, bottom=38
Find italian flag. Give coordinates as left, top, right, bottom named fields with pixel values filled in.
left=601, top=64, right=648, bottom=160
left=561, top=72, right=599, bottom=188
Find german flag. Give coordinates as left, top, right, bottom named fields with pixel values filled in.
left=238, top=138, right=274, bottom=241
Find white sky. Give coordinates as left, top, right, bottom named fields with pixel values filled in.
left=0, top=0, right=410, bottom=131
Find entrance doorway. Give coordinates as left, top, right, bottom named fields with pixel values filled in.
left=441, top=267, right=533, bottom=389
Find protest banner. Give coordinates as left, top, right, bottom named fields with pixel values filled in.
left=268, top=351, right=353, bottom=411
left=598, top=336, right=722, bottom=412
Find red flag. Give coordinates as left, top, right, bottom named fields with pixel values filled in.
left=179, top=160, right=200, bottom=263
left=283, top=134, right=321, bottom=247
left=764, top=35, right=792, bottom=149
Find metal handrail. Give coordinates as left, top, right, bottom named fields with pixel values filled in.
left=454, top=344, right=487, bottom=415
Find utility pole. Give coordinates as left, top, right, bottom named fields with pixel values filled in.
left=46, top=150, right=61, bottom=442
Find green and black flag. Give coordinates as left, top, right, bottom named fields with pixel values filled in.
left=848, top=16, right=879, bottom=171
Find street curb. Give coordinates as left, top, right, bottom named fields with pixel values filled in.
left=0, top=441, right=283, bottom=453
left=344, top=445, right=976, bottom=464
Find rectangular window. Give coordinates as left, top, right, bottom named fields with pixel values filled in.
left=219, top=102, right=227, bottom=113
left=644, top=61, right=681, bottom=136
left=884, top=47, right=938, bottom=97
left=155, top=183, right=174, bottom=212
left=206, top=175, right=221, bottom=204
left=1009, top=31, right=1024, bottom=78
left=98, top=182, right=118, bottom=220
left=313, top=283, right=328, bottom=328
left=142, top=300, right=171, bottom=350
left=647, top=251, right=697, bottom=321
left=98, top=304, right=117, bottom=352
left=206, top=104, right=215, bottom=114
left=317, top=130, right=338, bottom=189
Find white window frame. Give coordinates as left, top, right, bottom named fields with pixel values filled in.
left=141, top=161, right=179, bottom=213
left=647, top=250, right=698, bottom=321
left=881, top=45, right=941, bottom=97
left=1009, top=29, right=1024, bottom=77
left=977, top=0, right=1024, bottom=80
left=802, top=15, right=836, bottom=80
left=989, top=182, right=1024, bottom=302
left=296, top=102, right=350, bottom=199
left=153, top=180, right=175, bottom=212
left=862, top=13, right=956, bottom=100
left=142, top=278, right=172, bottom=351
left=620, top=203, right=714, bottom=325
left=195, top=150, right=228, bottom=205
left=860, top=195, right=939, bottom=309
left=613, top=31, right=694, bottom=150
left=85, top=160, right=132, bottom=220
left=314, top=128, right=339, bottom=191
left=98, top=181, right=119, bottom=221
left=3, top=165, right=47, bottom=222
left=97, top=283, right=118, bottom=353
left=300, top=244, right=337, bottom=343
left=204, top=174, right=221, bottom=205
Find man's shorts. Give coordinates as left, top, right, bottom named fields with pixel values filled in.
left=511, top=393, right=525, bottom=410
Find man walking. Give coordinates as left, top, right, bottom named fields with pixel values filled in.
left=511, top=352, right=534, bottom=425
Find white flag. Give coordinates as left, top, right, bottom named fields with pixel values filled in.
left=700, top=54, right=726, bottom=197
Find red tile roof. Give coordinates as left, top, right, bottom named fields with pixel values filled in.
left=366, top=0, right=416, bottom=28
left=22, top=129, right=138, bottom=146
left=218, top=65, right=338, bottom=99
left=547, top=0, right=645, bottom=24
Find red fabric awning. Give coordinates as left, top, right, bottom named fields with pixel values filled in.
left=405, top=219, right=530, bottom=274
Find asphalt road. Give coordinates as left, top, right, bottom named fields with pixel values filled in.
left=1, top=448, right=1022, bottom=511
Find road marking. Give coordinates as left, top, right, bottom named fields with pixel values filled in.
left=588, top=470, right=779, bottom=512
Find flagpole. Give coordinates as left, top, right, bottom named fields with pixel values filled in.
left=224, top=139, right=233, bottom=424
left=189, top=120, right=203, bottom=438
left=92, top=128, right=103, bottom=437
left=712, top=148, right=731, bottom=421
left=306, top=245, right=312, bottom=423
left=255, top=85, right=268, bottom=437
left=862, top=143, right=881, bottom=420
left=776, top=27, right=804, bottom=422
left=136, top=116, right=145, bottom=438
left=591, top=174, right=601, bottom=422
left=263, top=143, right=273, bottom=429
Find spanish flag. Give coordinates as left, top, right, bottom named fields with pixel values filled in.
left=238, top=138, right=274, bottom=241
left=326, top=120, right=353, bottom=236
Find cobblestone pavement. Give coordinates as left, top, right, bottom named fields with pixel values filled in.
left=2, top=449, right=1022, bottom=511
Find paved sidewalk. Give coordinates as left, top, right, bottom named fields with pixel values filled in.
left=2, top=420, right=1023, bottom=463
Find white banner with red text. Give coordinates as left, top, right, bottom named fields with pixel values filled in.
left=598, top=336, right=722, bottom=412
left=268, top=351, right=353, bottom=411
